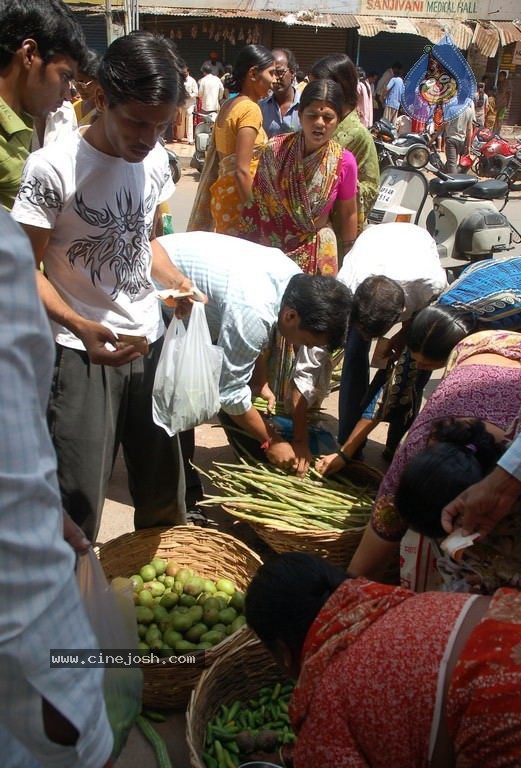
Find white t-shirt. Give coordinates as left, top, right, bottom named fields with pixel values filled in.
left=12, top=132, right=174, bottom=349
left=337, top=222, right=447, bottom=320
left=198, top=74, right=224, bottom=112
left=184, top=75, right=198, bottom=109
left=31, top=100, right=78, bottom=151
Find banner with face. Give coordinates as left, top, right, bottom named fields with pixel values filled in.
left=402, top=34, right=476, bottom=128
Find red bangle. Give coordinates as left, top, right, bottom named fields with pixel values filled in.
left=260, top=439, right=271, bottom=451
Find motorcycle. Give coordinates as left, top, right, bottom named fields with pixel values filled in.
left=496, top=148, right=521, bottom=193
left=159, top=137, right=181, bottom=184
left=367, top=141, right=520, bottom=277
left=370, top=118, right=447, bottom=173
left=472, top=132, right=521, bottom=186
left=191, top=111, right=216, bottom=173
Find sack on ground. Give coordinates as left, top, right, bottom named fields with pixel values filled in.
left=77, top=550, right=142, bottom=758
left=152, top=301, right=223, bottom=436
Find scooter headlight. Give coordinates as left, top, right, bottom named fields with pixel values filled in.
left=406, top=145, right=430, bottom=169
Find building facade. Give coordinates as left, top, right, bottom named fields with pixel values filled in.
left=67, top=0, right=521, bottom=125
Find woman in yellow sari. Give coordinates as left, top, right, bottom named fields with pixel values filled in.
left=187, top=45, right=275, bottom=234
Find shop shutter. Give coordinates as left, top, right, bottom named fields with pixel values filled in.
left=505, top=70, right=521, bottom=126
left=498, top=46, right=521, bottom=127
left=358, top=32, right=429, bottom=81
left=76, top=12, right=109, bottom=53
left=270, top=25, right=349, bottom=72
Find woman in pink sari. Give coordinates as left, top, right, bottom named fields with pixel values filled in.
left=246, top=552, right=521, bottom=768
left=240, top=79, right=358, bottom=276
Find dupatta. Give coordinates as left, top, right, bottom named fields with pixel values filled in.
left=187, top=134, right=263, bottom=235
left=240, top=131, right=343, bottom=275
left=290, top=578, right=413, bottom=732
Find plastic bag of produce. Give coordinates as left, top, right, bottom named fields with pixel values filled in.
left=77, top=550, right=143, bottom=759
left=152, top=301, right=223, bottom=436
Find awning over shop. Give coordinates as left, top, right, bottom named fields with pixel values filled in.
left=414, top=18, right=473, bottom=49
left=354, top=15, right=473, bottom=47
left=73, top=2, right=358, bottom=26
left=355, top=15, right=420, bottom=36
left=472, top=19, right=521, bottom=58
left=145, top=7, right=358, bottom=26
left=493, top=20, right=521, bottom=46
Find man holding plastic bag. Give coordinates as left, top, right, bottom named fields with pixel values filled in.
left=152, top=232, right=352, bottom=474
left=12, top=33, right=196, bottom=542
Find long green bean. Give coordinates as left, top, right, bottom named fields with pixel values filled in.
left=194, top=459, right=374, bottom=532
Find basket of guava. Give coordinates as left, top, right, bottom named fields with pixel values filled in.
left=98, top=526, right=263, bottom=709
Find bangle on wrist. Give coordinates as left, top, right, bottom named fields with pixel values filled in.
left=260, top=438, right=272, bottom=451
left=336, top=448, right=350, bottom=466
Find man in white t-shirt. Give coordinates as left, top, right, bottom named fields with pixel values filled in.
left=181, top=62, right=198, bottom=143
left=198, top=64, right=224, bottom=114
left=202, top=51, right=225, bottom=78
left=12, top=32, right=195, bottom=541
left=315, top=223, right=447, bottom=474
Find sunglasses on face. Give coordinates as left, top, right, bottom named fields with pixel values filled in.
left=275, top=69, right=289, bottom=78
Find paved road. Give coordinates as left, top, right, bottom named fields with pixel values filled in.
left=102, top=160, right=521, bottom=768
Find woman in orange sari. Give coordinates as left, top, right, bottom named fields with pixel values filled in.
left=240, top=79, right=358, bottom=277
left=246, top=552, right=521, bottom=768
left=187, top=45, right=275, bottom=235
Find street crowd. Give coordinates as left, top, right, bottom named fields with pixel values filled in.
left=0, top=0, right=521, bottom=766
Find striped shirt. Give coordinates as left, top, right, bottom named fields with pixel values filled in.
left=0, top=209, right=113, bottom=767
left=157, top=232, right=301, bottom=415
left=499, top=433, right=521, bottom=482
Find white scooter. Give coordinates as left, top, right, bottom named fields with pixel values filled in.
left=367, top=142, right=520, bottom=276
left=190, top=111, right=216, bottom=172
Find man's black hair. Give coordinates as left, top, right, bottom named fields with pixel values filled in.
left=351, top=276, right=404, bottom=339
left=79, top=49, right=100, bottom=80
left=98, top=31, right=184, bottom=109
left=272, top=47, right=298, bottom=74
left=0, top=0, right=88, bottom=70
left=281, top=274, right=352, bottom=351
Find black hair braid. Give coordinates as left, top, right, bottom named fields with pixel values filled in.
left=428, top=417, right=504, bottom=474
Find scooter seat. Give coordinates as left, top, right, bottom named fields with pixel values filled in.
left=402, top=133, right=428, bottom=144
left=429, top=175, right=478, bottom=196
left=461, top=179, right=509, bottom=200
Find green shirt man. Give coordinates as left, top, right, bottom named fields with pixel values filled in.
left=0, top=97, right=32, bottom=210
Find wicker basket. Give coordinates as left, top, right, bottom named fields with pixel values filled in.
left=186, top=633, right=291, bottom=768
left=98, top=526, right=263, bottom=709
left=225, top=460, right=383, bottom=569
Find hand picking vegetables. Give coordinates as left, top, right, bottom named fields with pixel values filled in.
left=198, top=459, right=375, bottom=531
left=128, top=558, right=247, bottom=654
left=203, top=681, right=295, bottom=768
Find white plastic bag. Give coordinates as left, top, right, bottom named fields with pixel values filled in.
left=153, top=301, right=223, bottom=436
left=77, top=550, right=143, bottom=758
